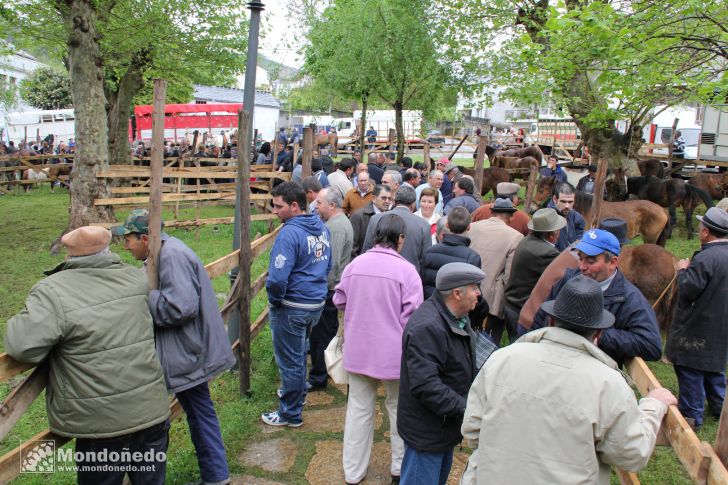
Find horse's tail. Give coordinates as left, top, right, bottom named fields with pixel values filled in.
left=686, top=183, right=714, bottom=209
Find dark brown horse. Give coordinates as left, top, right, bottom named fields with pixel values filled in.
left=688, top=172, right=727, bottom=201
left=532, top=176, right=669, bottom=245
left=485, top=144, right=543, bottom=164
left=609, top=176, right=714, bottom=239
left=620, top=244, right=677, bottom=336
left=637, top=158, right=665, bottom=179
left=491, top=156, right=539, bottom=180
left=459, top=166, right=512, bottom=197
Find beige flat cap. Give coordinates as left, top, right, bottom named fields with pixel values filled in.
left=61, top=226, right=112, bottom=257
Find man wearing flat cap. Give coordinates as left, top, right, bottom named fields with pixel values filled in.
left=398, top=262, right=485, bottom=484
left=461, top=276, right=676, bottom=485
left=532, top=229, right=662, bottom=366
left=471, top=182, right=530, bottom=236
left=6, top=226, right=170, bottom=483
left=113, top=209, right=235, bottom=485
left=666, top=207, right=728, bottom=429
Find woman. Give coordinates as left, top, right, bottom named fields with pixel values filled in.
left=256, top=141, right=272, bottom=165
left=334, top=214, right=424, bottom=485
left=415, top=187, right=442, bottom=244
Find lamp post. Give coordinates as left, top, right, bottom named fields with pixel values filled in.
left=229, top=0, right=264, bottom=373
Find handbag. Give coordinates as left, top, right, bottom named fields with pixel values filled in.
left=324, top=333, right=348, bottom=385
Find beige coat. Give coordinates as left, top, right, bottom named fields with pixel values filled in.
left=468, top=217, right=523, bottom=318
left=461, top=327, right=667, bottom=485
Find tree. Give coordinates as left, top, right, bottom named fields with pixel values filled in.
left=437, top=0, right=728, bottom=167
left=19, top=67, right=72, bottom=109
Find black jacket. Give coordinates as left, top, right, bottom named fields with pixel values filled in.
left=422, top=234, right=481, bottom=299
left=666, top=241, right=728, bottom=372
left=504, top=235, right=559, bottom=311
left=398, top=292, right=476, bottom=452
left=349, top=202, right=376, bottom=259
left=367, top=162, right=384, bottom=185
left=533, top=268, right=662, bottom=365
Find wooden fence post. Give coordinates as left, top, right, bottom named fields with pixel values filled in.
left=236, top=110, right=252, bottom=394
left=147, top=79, right=166, bottom=290
left=302, top=127, right=313, bottom=178
left=523, top=166, right=538, bottom=212
left=715, top=398, right=728, bottom=467
left=423, top=142, right=430, bottom=171
left=474, top=136, right=487, bottom=198
left=588, top=158, right=609, bottom=230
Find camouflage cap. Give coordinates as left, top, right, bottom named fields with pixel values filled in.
left=110, top=209, right=152, bottom=236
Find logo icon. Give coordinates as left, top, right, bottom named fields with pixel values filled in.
left=587, top=230, right=597, bottom=239
left=20, top=440, right=55, bottom=473
left=274, top=254, right=287, bottom=269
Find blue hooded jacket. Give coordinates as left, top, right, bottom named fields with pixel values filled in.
left=266, top=213, right=332, bottom=309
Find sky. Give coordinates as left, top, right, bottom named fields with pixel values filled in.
left=259, top=1, right=307, bottom=69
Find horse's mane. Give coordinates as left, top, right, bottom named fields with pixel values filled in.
left=574, top=190, right=593, bottom=214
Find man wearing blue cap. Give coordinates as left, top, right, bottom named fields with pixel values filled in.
left=532, top=228, right=662, bottom=365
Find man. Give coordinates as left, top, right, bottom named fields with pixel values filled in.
left=471, top=182, right=530, bottom=236
left=6, top=226, right=170, bottom=485
left=461, top=276, right=676, bottom=485
left=309, top=188, right=354, bottom=390
left=540, top=154, right=567, bottom=183
left=503, top=208, right=564, bottom=343
left=367, top=152, right=384, bottom=185
left=666, top=207, right=728, bottom=429
left=112, top=210, right=235, bottom=484
left=311, top=158, right=330, bottom=188
left=263, top=181, right=332, bottom=427
left=398, top=263, right=485, bottom=484
left=350, top=184, right=392, bottom=258
left=443, top=164, right=461, bottom=188
left=443, top=177, right=481, bottom=215
left=576, top=165, right=597, bottom=194
left=382, top=169, right=402, bottom=193
left=549, top=182, right=585, bottom=251
left=328, top=158, right=356, bottom=198
left=352, top=162, right=370, bottom=188
left=532, top=229, right=662, bottom=365
left=422, top=207, right=481, bottom=298
left=301, top=175, right=323, bottom=215
left=469, top=198, right=524, bottom=342
left=366, top=125, right=377, bottom=148
left=415, top=170, right=445, bottom=214
left=319, top=148, right=335, bottom=174
left=402, top=168, right=421, bottom=189
left=343, top=171, right=374, bottom=215
left=436, top=157, right=455, bottom=205
left=363, top=185, right=431, bottom=273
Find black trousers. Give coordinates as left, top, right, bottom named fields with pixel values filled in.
left=75, top=419, right=169, bottom=485
left=309, top=291, right=338, bottom=388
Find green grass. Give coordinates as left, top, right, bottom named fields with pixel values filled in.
left=0, top=185, right=716, bottom=484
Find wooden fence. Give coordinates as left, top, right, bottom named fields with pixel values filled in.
left=0, top=226, right=279, bottom=483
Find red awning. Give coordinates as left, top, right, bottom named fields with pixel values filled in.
left=133, top=103, right=243, bottom=117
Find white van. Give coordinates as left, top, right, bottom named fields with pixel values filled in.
left=652, top=126, right=700, bottom=160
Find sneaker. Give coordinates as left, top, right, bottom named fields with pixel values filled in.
left=261, top=410, right=303, bottom=428
left=276, top=388, right=307, bottom=405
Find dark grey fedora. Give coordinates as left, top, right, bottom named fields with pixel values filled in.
left=540, top=275, right=615, bottom=329
left=697, top=207, right=728, bottom=234
left=491, top=197, right=517, bottom=213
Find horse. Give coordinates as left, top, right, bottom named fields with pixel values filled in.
left=532, top=176, right=669, bottom=245
left=688, top=172, right=727, bottom=201
left=637, top=158, right=665, bottom=179
left=314, top=132, right=338, bottom=157
left=459, top=166, right=512, bottom=197
left=491, top=156, right=539, bottom=181
left=485, top=144, right=543, bottom=164
left=610, top=176, right=714, bottom=239
left=619, top=244, right=678, bottom=336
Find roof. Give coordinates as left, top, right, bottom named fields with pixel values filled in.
left=258, top=54, right=300, bottom=81
left=192, top=85, right=280, bottom=109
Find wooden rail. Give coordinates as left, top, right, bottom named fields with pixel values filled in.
left=0, top=227, right=280, bottom=482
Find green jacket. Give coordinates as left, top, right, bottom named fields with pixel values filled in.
left=5, top=254, right=170, bottom=439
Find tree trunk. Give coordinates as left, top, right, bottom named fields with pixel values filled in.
left=359, top=94, right=368, bottom=157
left=53, top=0, right=115, bottom=253
left=394, top=99, right=404, bottom=163
left=108, top=52, right=148, bottom=166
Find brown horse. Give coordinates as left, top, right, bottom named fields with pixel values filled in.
left=610, top=176, right=714, bottom=239
left=459, top=166, right=512, bottom=197
left=532, top=176, right=669, bottom=245
left=620, top=244, right=677, bottom=336
left=637, top=158, right=665, bottom=179
left=688, top=172, right=727, bottom=200
left=491, top=156, right=539, bottom=180
left=485, top=144, right=543, bottom=163
left=314, top=132, right=338, bottom=157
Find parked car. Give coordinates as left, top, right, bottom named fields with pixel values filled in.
left=427, top=130, right=446, bottom=146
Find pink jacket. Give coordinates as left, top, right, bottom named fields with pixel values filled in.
left=333, top=246, right=424, bottom=380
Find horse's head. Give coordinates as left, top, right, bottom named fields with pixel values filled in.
left=531, top=176, right=555, bottom=213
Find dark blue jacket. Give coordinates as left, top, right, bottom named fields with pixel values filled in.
left=539, top=165, right=567, bottom=184
left=444, top=194, right=481, bottom=215
left=422, top=234, right=482, bottom=298
left=266, top=214, right=332, bottom=309
left=532, top=268, right=662, bottom=365
left=548, top=200, right=585, bottom=251
left=367, top=162, right=384, bottom=185
left=441, top=176, right=454, bottom=205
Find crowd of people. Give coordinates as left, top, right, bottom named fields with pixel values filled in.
left=6, top=145, right=728, bottom=485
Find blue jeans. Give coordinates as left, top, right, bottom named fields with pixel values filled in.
left=269, top=304, right=323, bottom=423
left=176, top=382, right=229, bottom=484
left=674, top=364, right=726, bottom=427
left=400, top=442, right=453, bottom=485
